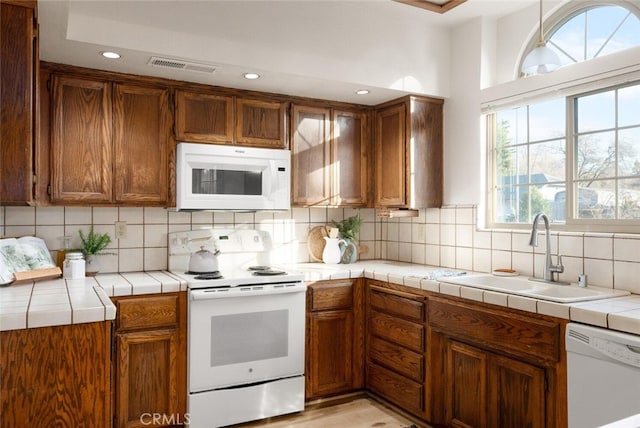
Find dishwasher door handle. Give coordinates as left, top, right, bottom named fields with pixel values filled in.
left=593, top=337, right=640, bottom=368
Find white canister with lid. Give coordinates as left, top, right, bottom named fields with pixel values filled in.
left=63, top=252, right=85, bottom=279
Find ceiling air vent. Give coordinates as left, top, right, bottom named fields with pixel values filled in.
left=147, top=56, right=217, bottom=74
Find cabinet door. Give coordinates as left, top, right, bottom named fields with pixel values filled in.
left=445, top=340, right=487, bottom=428
left=115, top=329, right=182, bottom=428
left=113, top=84, right=170, bottom=204
left=236, top=98, right=286, bottom=148
left=333, top=110, right=369, bottom=206
left=51, top=75, right=113, bottom=203
left=0, top=2, right=35, bottom=205
left=175, top=91, right=233, bottom=143
left=1, top=322, right=111, bottom=427
left=375, top=103, right=406, bottom=206
left=291, top=105, right=331, bottom=206
left=307, top=310, right=354, bottom=397
left=488, top=354, right=545, bottom=428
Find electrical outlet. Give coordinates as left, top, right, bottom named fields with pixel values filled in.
left=115, top=221, right=128, bottom=239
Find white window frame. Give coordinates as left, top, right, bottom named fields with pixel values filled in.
left=486, top=80, right=640, bottom=234
left=518, top=0, right=640, bottom=76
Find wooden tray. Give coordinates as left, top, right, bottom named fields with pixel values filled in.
left=12, top=267, right=63, bottom=285
left=307, top=225, right=330, bottom=262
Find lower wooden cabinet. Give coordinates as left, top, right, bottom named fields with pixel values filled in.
left=305, top=279, right=364, bottom=399
left=111, top=292, right=187, bottom=428
left=429, top=295, right=565, bottom=428
left=365, top=280, right=427, bottom=418
left=0, top=321, right=111, bottom=427
left=444, top=340, right=546, bottom=428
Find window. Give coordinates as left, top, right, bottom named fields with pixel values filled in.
left=519, top=2, right=640, bottom=75
left=488, top=81, right=640, bottom=230
left=573, top=84, right=640, bottom=221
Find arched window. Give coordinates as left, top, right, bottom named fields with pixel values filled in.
left=520, top=1, right=640, bottom=75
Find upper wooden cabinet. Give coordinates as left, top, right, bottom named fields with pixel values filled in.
left=291, top=104, right=370, bottom=207
left=236, top=98, right=286, bottom=148
left=50, top=74, right=171, bottom=205
left=0, top=0, right=37, bottom=205
left=375, top=95, right=443, bottom=209
left=291, top=105, right=331, bottom=206
left=175, top=91, right=233, bottom=143
left=113, top=84, right=170, bottom=204
left=51, top=75, right=113, bottom=204
left=175, top=91, right=287, bottom=148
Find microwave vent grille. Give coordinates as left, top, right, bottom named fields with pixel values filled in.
left=147, top=56, right=217, bottom=74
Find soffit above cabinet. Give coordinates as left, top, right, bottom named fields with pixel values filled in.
left=36, top=0, right=537, bottom=106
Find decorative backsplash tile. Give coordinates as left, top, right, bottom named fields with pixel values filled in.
left=1, top=204, right=638, bottom=294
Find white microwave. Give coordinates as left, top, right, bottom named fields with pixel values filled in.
left=176, top=143, right=291, bottom=211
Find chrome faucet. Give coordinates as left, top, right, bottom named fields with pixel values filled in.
left=529, top=213, right=568, bottom=284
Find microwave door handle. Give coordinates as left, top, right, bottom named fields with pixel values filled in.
left=267, top=160, right=276, bottom=201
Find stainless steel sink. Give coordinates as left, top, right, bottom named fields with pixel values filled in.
left=440, top=274, right=630, bottom=303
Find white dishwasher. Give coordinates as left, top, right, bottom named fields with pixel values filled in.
left=566, top=323, right=640, bottom=428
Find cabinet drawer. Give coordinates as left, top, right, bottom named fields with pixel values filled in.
left=429, top=297, right=561, bottom=363
left=369, top=286, right=424, bottom=322
left=309, top=281, right=353, bottom=311
left=367, top=362, right=424, bottom=415
left=369, top=335, right=423, bottom=382
left=115, top=294, right=180, bottom=331
left=369, top=309, right=424, bottom=352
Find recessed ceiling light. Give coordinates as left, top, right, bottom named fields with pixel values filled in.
left=243, top=72, right=260, bottom=80
left=100, top=51, right=121, bottom=59
left=355, top=89, right=370, bottom=95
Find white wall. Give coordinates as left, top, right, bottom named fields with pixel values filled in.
left=52, top=1, right=453, bottom=101
left=443, top=17, right=484, bottom=206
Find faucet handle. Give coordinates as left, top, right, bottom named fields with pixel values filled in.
left=550, top=254, right=565, bottom=274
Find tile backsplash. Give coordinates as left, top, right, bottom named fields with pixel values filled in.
left=1, top=205, right=638, bottom=294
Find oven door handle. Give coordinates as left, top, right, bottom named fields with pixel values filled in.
left=190, top=284, right=306, bottom=300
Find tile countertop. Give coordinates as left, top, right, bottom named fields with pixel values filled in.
left=0, top=271, right=187, bottom=332
left=2, top=261, right=639, bottom=336
left=285, top=260, right=640, bottom=336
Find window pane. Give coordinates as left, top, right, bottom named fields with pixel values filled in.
left=496, top=185, right=520, bottom=223
left=575, top=179, right=615, bottom=219
left=586, top=7, right=631, bottom=58
left=549, top=12, right=585, bottom=62
left=495, top=184, right=556, bottom=224
left=619, top=178, right=640, bottom=219
left=530, top=139, right=566, bottom=181
left=619, top=85, right=640, bottom=127
left=576, top=90, right=615, bottom=132
left=495, top=108, right=527, bottom=145
left=529, top=99, right=565, bottom=142
left=618, top=127, right=640, bottom=177
left=495, top=145, right=522, bottom=181
left=576, top=131, right=616, bottom=180
left=546, top=5, right=640, bottom=67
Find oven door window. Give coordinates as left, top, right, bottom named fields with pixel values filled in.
left=211, top=310, right=288, bottom=366
left=192, top=168, right=262, bottom=196
left=189, top=291, right=305, bottom=392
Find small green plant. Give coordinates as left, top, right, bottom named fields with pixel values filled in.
left=330, top=214, right=362, bottom=243
left=78, top=226, right=113, bottom=256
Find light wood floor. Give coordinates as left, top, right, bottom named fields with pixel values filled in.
left=232, top=395, right=426, bottom=428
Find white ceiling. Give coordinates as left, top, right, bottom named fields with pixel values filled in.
left=38, top=0, right=537, bottom=105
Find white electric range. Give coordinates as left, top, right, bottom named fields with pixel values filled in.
left=168, top=228, right=306, bottom=428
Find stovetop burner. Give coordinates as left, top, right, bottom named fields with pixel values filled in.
left=247, top=266, right=271, bottom=271
left=252, top=270, right=287, bottom=276
left=194, top=272, right=223, bottom=280
left=185, top=270, right=220, bottom=275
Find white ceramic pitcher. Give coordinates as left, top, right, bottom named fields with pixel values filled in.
left=322, top=237, right=346, bottom=264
